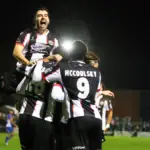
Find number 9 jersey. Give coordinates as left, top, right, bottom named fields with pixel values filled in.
left=43, top=60, right=101, bottom=120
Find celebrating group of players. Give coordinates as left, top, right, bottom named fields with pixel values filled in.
left=0, top=6, right=114, bottom=150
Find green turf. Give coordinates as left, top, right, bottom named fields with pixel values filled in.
left=0, top=133, right=150, bottom=150
left=0, top=133, right=20, bottom=150
left=103, top=136, right=150, bottom=150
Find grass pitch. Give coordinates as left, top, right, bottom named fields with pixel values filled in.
left=0, top=133, right=149, bottom=150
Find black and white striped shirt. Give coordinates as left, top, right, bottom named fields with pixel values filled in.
left=19, top=61, right=58, bottom=121
left=43, top=60, right=101, bottom=121
left=97, top=95, right=113, bottom=129
left=15, top=28, right=58, bottom=74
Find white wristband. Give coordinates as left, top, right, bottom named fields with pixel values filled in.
left=106, top=124, right=110, bottom=129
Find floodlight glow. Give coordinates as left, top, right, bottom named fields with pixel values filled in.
left=62, top=41, right=73, bottom=51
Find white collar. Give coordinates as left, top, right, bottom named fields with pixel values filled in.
left=70, top=60, right=85, bottom=64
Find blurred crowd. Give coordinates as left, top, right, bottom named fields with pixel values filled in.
left=1, top=114, right=150, bottom=133
left=108, top=116, right=150, bottom=133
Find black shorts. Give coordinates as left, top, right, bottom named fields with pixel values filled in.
left=68, top=117, right=103, bottom=150
left=18, top=114, right=54, bottom=150
left=52, top=102, right=68, bottom=150
left=55, top=122, right=70, bottom=150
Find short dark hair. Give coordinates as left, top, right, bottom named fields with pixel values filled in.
left=52, top=46, right=70, bottom=60
left=35, top=6, right=50, bottom=16
left=70, top=40, right=88, bottom=61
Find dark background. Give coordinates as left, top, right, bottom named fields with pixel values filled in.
left=0, top=0, right=148, bottom=90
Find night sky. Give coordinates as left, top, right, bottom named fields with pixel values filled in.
left=0, top=0, right=147, bottom=89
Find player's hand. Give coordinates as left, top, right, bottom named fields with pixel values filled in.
left=102, top=90, right=114, bottom=97
left=43, top=57, right=50, bottom=62
left=53, top=54, right=63, bottom=62
left=104, top=124, right=110, bottom=131
left=28, top=60, right=37, bottom=66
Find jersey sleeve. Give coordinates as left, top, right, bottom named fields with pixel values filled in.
left=105, top=100, right=113, bottom=111
left=15, top=29, right=31, bottom=47
left=107, top=100, right=113, bottom=110
left=54, top=38, right=59, bottom=47
left=43, top=68, right=62, bottom=83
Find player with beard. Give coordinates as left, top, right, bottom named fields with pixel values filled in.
left=84, top=51, right=114, bottom=149
left=3, top=6, right=59, bottom=149
left=84, top=51, right=114, bottom=100
left=85, top=52, right=114, bottom=131
left=0, top=6, right=58, bottom=107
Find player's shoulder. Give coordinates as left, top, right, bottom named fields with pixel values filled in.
left=67, top=60, right=86, bottom=67
left=59, top=59, right=69, bottom=66
left=19, top=28, right=32, bottom=36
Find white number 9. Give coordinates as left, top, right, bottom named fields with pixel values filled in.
left=76, top=77, right=90, bottom=99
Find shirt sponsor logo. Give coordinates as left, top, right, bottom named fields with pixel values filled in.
left=30, top=43, right=49, bottom=51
